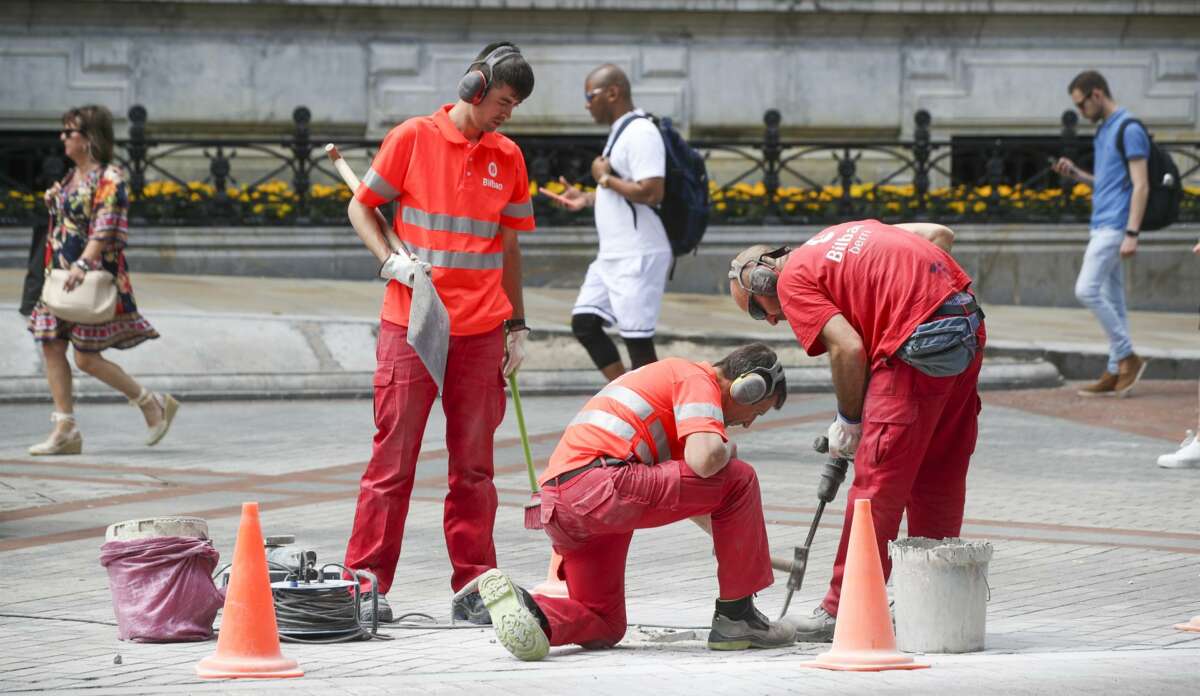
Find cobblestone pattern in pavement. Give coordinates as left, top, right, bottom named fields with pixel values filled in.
left=1, top=384, right=1198, bottom=693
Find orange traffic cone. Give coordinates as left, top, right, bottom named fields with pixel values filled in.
left=196, top=502, right=302, bottom=679
left=531, top=551, right=569, bottom=598
left=1175, top=615, right=1200, bottom=633
left=803, top=499, right=929, bottom=672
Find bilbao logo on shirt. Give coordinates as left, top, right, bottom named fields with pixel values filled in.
left=483, top=161, right=504, bottom=191
left=816, top=224, right=874, bottom=263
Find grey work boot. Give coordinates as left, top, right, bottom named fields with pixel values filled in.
left=452, top=589, right=492, bottom=625
left=359, top=594, right=393, bottom=624
left=791, top=605, right=836, bottom=643
left=478, top=569, right=550, bottom=661
left=707, top=598, right=796, bottom=650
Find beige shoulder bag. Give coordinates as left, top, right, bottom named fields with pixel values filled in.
left=39, top=171, right=119, bottom=324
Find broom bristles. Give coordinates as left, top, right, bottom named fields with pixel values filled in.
left=524, top=492, right=543, bottom=530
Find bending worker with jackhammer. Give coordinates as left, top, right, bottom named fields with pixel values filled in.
left=473, top=343, right=797, bottom=660
left=727, top=220, right=984, bottom=642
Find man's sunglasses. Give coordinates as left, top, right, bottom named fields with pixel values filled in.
left=60, top=128, right=82, bottom=137
left=584, top=87, right=604, bottom=103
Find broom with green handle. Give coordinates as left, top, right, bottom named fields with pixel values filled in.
left=508, top=373, right=542, bottom=530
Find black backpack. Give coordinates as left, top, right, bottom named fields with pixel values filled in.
left=605, top=113, right=710, bottom=257
left=1116, top=118, right=1182, bottom=231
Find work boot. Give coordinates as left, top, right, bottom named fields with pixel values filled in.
left=1076, top=371, right=1117, bottom=397
left=1158, top=430, right=1200, bottom=469
left=452, top=589, right=492, bottom=625
left=791, top=605, right=837, bottom=643
left=1113, top=353, right=1148, bottom=397
left=359, top=594, right=393, bottom=624
left=477, top=569, right=550, bottom=661
left=707, top=597, right=796, bottom=650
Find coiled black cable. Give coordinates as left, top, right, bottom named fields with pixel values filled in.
left=271, top=582, right=392, bottom=644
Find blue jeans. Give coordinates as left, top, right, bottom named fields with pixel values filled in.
left=1075, top=227, right=1133, bottom=374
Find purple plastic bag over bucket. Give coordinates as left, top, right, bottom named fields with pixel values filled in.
left=99, top=536, right=225, bottom=643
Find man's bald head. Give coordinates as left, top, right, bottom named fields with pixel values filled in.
left=586, top=64, right=631, bottom=99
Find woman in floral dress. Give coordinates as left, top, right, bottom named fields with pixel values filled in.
left=27, top=105, right=179, bottom=455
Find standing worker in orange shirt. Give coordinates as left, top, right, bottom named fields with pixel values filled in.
left=473, top=343, right=797, bottom=661
left=342, top=42, right=537, bottom=625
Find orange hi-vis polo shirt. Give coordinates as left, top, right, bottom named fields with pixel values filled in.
left=541, top=358, right=729, bottom=485
left=355, top=104, right=536, bottom=336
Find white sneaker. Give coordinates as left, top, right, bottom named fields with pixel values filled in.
left=1158, top=430, right=1200, bottom=469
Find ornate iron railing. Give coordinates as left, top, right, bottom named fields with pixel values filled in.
left=2, top=106, right=1197, bottom=227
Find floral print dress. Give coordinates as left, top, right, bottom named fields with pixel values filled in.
left=28, top=164, right=159, bottom=352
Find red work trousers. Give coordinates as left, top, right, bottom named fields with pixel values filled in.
left=344, top=320, right=506, bottom=594
left=822, top=328, right=985, bottom=616
left=534, top=458, right=774, bottom=649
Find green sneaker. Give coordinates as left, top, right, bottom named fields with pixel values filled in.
left=477, top=569, right=550, bottom=661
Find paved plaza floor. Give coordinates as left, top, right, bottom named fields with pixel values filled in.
left=1, top=382, right=1199, bottom=694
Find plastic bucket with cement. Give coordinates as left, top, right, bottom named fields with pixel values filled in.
left=889, top=537, right=993, bottom=653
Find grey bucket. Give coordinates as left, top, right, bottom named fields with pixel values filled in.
left=889, top=537, right=993, bottom=653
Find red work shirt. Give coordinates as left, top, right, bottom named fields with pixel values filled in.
left=541, top=359, right=728, bottom=484
left=356, top=105, right=536, bottom=336
left=778, top=220, right=973, bottom=365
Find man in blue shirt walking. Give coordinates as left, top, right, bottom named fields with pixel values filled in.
left=1053, top=70, right=1150, bottom=397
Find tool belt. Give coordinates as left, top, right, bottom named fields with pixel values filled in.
left=542, top=457, right=628, bottom=488
left=895, top=291, right=985, bottom=378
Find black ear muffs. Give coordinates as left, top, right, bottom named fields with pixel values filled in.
left=458, top=45, right=521, bottom=105
left=730, top=358, right=785, bottom=406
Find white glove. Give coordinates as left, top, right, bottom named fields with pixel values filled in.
left=502, top=325, right=529, bottom=378
left=826, top=412, right=863, bottom=459
left=379, top=252, right=431, bottom=288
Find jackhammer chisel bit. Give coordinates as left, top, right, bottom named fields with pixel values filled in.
left=778, top=435, right=851, bottom=620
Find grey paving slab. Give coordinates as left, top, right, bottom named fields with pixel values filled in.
left=1, top=391, right=1200, bottom=692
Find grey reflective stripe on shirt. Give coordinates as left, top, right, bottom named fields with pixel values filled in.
left=634, top=440, right=652, bottom=465
left=674, top=402, right=723, bottom=423
left=407, top=244, right=503, bottom=271
left=569, top=410, right=637, bottom=441
left=597, top=385, right=654, bottom=420
left=362, top=168, right=399, bottom=200
left=502, top=200, right=534, bottom=219
left=402, top=206, right=499, bottom=240
left=648, top=419, right=670, bottom=462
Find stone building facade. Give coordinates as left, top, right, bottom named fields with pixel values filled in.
left=2, top=1, right=1197, bottom=140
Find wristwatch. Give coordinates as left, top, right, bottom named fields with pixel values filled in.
left=504, top=318, right=527, bottom=332
left=73, top=258, right=96, bottom=272
left=597, top=173, right=611, bottom=188
left=1125, top=229, right=1140, bottom=238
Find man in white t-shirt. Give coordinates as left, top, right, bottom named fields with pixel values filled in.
left=548, top=64, right=671, bottom=380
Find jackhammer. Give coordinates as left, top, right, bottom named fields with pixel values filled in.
left=777, top=435, right=852, bottom=619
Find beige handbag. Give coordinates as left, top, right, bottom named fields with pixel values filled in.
left=40, top=268, right=118, bottom=324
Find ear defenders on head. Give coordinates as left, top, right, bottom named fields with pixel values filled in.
left=728, top=246, right=790, bottom=296
left=730, top=358, right=785, bottom=406
left=458, top=45, right=522, bottom=105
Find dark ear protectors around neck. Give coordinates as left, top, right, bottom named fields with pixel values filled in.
left=730, top=358, right=785, bottom=406
left=458, top=45, right=521, bottom=105
left=728, top=246, right=789, bottom=296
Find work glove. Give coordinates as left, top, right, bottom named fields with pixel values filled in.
left=379, top=252, right=431, bottom=288
left=826, top=412, right=863, bottom=459
left=502, top=323, right=529, bottom=378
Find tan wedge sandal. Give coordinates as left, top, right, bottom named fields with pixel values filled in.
left=132, top=388, right=180, bottom=446
left=28, top=412, right=83, bottom=456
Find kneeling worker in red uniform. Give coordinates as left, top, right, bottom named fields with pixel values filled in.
left=474, top=343, right=796, bottom=660
left=727, top=221, right=984, bottom=642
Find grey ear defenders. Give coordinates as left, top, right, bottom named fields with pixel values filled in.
left=458, top=45, right=521, bottom=105
left=730, top=358, right=786, bottom=407
left=728, top=246, right=790, bottom=320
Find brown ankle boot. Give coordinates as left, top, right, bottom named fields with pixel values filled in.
left=1113, top=354, right=1148, bottom=397
left=1077, top=371, right=1117, bottom=397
